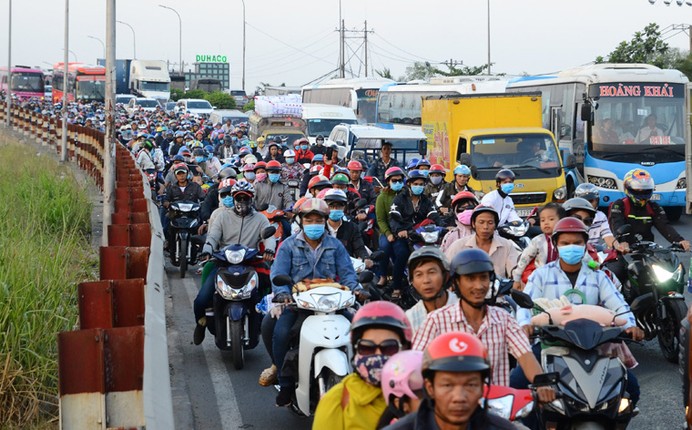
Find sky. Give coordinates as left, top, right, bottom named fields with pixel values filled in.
left=1, top=0, right=691, bottom=93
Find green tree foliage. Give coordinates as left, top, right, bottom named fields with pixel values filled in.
left=375, top=67, right=394, bottom=79
left=170, top=88, right=184, bottom=101
left=205, top=91, right=237, bottom=109
left=182, top=89, right=207, bottom=100
left=596, top=23, right=673, bottom=68
left=403, top=61, right=438, bottom=81
left=403, top=61, right=492, bottom=81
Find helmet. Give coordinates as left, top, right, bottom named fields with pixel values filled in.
left=470, top=205, right=499, bottom=225
left=172, top=163, right=189, bottom=174
left=453, top=164, right=471, bottom=176
left=381, top=351, right=425, bottom=405
left=254, top=161, right=267, bottom=171
left=562, top=197, right=596, bottom=216
left=272, top=136, right=283, bottom=144
left=283, top=149, right=296, bottom=158
left=239, top=146, right=252, bottom=156
left=218, top=178, right=236, bottom=194
left=429, top=164, right=446, bottom=175
left=407, top=169, right=427, bottom=181
left=308, top=165, right=323, bottom=176
left=244, top=154, right=258, bottom=165
left=266, top=160, right=282, bottom=172
left=331, top=173, right=350, bottom=185
left=450, top=249, right=494, bottom=277
left=385, top=167, right=406, bottom=182
left=231, top=180, right=255, bottom=198
left=293, top=196, right=309, bottom=214
left=324, top=188, right=348, bottom=203
left=451, top=191, right=478, bottom=210
left=623, top=168, right=654, bottom=206
left=241, top=163, right=255, bottom=173
left=312, top=154, right=324, bottom=163
left=298, top=197, right=330, bottom=218
left=295, top=137, right=309, bottom=146
left=316, top=188, right=331, bottom=200
left=218, top=166, right=238, bottom=180
left=308, top=175, right=332, bottom=191
left=315, top=134, right=325, bottom=141
left=407, top=246, right=450, bottom=280
left=416, top=159, right=431, bottom=168
left=406, top=158, right=420, bottom=170
left=422, top=332, right=490, bottom=378
left=351, top=301, right=412, bottom=346
left=551, top=217, right=589, bottom=244
left=574, top=183, right=600, bottom=202
left=495, top=168, right=516, bottom=182
left=347, top=160, right=363, bottom=171
left=256, top=136, right=266, bottom=144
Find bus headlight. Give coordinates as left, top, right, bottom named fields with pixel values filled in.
left=676, top=177, right=686, bottom=190
left=553, top=186, right=567, bottom=201
left=588, top=176, right=617, bottom=190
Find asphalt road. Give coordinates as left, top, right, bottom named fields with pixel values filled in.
left=166, top=215, right=692, bottom=430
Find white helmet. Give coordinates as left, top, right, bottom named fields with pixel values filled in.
left=283, top=149, right=296, bottom=158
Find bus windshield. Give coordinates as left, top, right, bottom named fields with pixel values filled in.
left=591, top=82, right=685, bottom=151
left=356, top=89, right=379, bottom=123
left=77, top=80, right=105, bottom=101
left=351, top=138, right=421, bottom=167
left=470, top=133, right=560, bottom=176
left=306, top=118, right=357, bottom=137
left=11, top=73, right=44, bottom=92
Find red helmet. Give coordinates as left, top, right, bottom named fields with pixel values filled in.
left=295, top=137, right=309, bottom=146
left=266, top=160, right=282, bottom=171
left=218, top=178, right=236, bottom=194
left=351, top=301, right=412, bottom=347
left=347, top=160, right=363, bottom=171
left=422, top=331, right=490, bottom=378
left=551, top=217, right=589, bottom=244
left=384, top=166, right=405, bottom=182
left=429, top=164, right=446, bottom=175
left=308, top=174, right=332, bottom=191
left=451, top=191, right=478, bottom=209
left=254, top=161, right=267, bottom=171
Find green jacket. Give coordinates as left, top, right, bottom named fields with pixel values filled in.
left=376, top=188, right=397, bottom=237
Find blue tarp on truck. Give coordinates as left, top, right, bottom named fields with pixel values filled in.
left=97, top=58, right=131, bottom=95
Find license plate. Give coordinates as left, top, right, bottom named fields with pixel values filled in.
left=516, top=208, right=533, bottom=218
left=651, top=194, right=661, bottom=201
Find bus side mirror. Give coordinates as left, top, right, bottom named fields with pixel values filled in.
left=581, top=102, right=593, bottom=123
left=418, top=139, right=427, bottom=156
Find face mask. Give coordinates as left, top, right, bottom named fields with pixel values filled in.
left=286, top=157, right=295, bottom=165
left=221, top=196, right=234, bottom=208
left=457, top=209, right=474, bottom=226
left=420, top=170, right=429, bottom=177
left=303, top=223, right=325, bottom=240
left=256, top=172, right=267, bottom=182
left=195, top=156, right=205, bottom=163
left=268, top=173, right=281, bottom=183
left=244, top=172, right=256, bottom=181
left=558, top=244, right=585, bottom=265
left=411, top=185, right=425, bottom=196
left=430, top=176, right=443, bottom=185
left=329, top=210, right=344, bottom=221
left=354, top=353, right=387, bottom=386
left=391, top=182, right=404, bottom=192
left=500, top=183, right=515, bottom=194
left=300, top=145, right=308, bottom=151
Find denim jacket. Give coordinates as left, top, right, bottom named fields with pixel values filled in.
left=270, top=231, right=361, bottom=295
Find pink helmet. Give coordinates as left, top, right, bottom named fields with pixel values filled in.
left=381, top=350, right=425, bottom=404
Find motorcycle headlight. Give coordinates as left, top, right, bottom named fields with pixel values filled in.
left=485, top=395, right=512, bottom=419
left=553, top=186, right=567, bottom=201
left=216, top=272, right=257, bottom=300
left=297, top=299, right=316, bottom=309
left=516, top=401, right=534, bottom=418
left=652, top=264, right=676, bottom=283
left=316, top=293, right=342, bottom=312
left=618, top=398, right=631, bottom=414
left=421, top=231, right=439, bottom=243
left=177, top=203, right=194, bottom=212
left=216, top=275, right=235, bottom=299
left=224, top=249, right=246, bottom=264
left=673, top=263, right=685, bottom=283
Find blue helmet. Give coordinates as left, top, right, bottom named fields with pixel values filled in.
left=453, top=164, right=471, bottom=176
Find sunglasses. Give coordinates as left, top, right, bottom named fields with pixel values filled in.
left=219, top=192, right=231, bottom=199
left=390, top=179, right=403, bottom=184
left=234, top=195, right=251, bottom=203
left=355, top=339, right=402, bottom=357
left=571, top=214, right=594, bottom=226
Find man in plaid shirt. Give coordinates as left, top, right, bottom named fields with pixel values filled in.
left=412, top=248, right=554, bottom=403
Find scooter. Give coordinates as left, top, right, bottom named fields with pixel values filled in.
left=204, top=226, right=275, bottom=370
left=351, top=251, right=382, bottom=301
left=498, top=219, right=531, bottom=250
left=272, top=275, right=356, bottom=416
left=168, top=200, right=202, bottom=278
left=511, top=290, right=638, bottom=429
left=484, top=385, right=534, bottom=422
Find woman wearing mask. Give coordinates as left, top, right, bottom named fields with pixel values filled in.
left=375, top=167, right=407, bottom=288
left=440, top=191, right=478, bottom=253
left=313, top=302, right=413, bottom=430
left=294, top=138, right=314, bottom=164
left=423, top=164, right=447, bottom=202
left=435, top=164, right=475, bottom=214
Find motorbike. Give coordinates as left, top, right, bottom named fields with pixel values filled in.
left=512, top=290, right=637, bottom=429
left=613, top=226, right=688, bottom=363
left=204, top=226, right=275, bottom=369
left=498, top=219, right=531, bottom=250
left=272, top=275, right=357, bottom=416
left=286, top=178, right=302, bottom=201
left=484, top=385, right=534, bottom=422
left=259, top=204, right=288, bottom=248
left=168, top=200, right=202, bottom=278
left=351, top=251, right=382, bottom=301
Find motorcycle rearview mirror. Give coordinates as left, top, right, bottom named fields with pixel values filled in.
left=532, top=372, right=559, bottom=387
left=355, top=198, right=368, bottom=209
left=417, top=139, right=427, bottom=156
left=615, top=224, right=632, bottom=240
left=261, top=226, right=277, bottom=239
left=272, top=275, right=293, bottom=287
left=510, top=289, right=535, bottom=309
left=358, top=271, right=374, bottom=284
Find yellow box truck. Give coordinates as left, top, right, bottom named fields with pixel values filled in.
left=422, top=92, right=570, bottom=215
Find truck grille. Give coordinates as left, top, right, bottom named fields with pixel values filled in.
left=510, top=192, right=546, bottom=205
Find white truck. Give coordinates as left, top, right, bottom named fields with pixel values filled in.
left=129, top=60, right=171, bottom=103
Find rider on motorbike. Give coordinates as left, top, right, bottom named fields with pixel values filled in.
left=423, top=164, right=447, bottom=202
left=269, top=198, right=368, bottom=407
left=193, top=180, right=275, bottom=345
left=254, top=160, right=295, bottom=211
left=386, top=332, right=517, bottom=430
left=405, top=247, right=458, bottom=334
left=607, top=168, right=690, bottom=289
left=280, top=149, right=304, bottom=183
left=313, top=301, right=412, bottom=430
left=439, top=191, right=478, bottom=253
left=443, top=205, right=519, bottom=280
left=435, top=164, right=475, bottom=214
left=324, top=189, right=373, bottom=268
left=161, top=163, right=206, bottom=240
left=294, top=138, right=314, bottom=164
left=479, top=169, right=523, bottom=227
left=348, top=160, right=377, bottom=205
left=199, top=166, right=238, bottom=228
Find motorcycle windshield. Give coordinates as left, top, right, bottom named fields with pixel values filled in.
left=544, top=319, right=623, bottom=350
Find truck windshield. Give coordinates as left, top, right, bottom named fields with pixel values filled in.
left=187, top=101, right=212, bottom=109
left=141, top=81, right=170, bottom=92
left=137, top=99, right=159, bottom=108
left=307, top=118, right=357, bottom=137
left=352, top=138, right=422, bottom=168
left=470, top=133, right=560, bottom=170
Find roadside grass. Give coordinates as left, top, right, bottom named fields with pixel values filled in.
left=0, top=140, right=97, bottom=428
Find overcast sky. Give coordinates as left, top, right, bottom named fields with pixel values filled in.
left=2, top=0, right=691, bottom=92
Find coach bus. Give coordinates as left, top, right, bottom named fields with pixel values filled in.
left=52, top=62, right=106, bottom=103
left=0, top=66, right=45, bottom=100
left=507, top=63, right=688, bottom=219
left=301, top=77, right=395, bottom=124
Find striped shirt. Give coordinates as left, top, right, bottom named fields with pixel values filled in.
left=406, top=291, right=459, bottom=336
left=412, top=304, right=532, bottom=386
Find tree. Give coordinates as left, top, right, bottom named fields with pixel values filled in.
left=375, top=67, right=394, bottom=79
left=205, top=91, right=236, bottom=109
left=596, top=23, right=675, bottom=68
left=436, top=62, right=489, bottom=76
left=403, top=61, right=439, bottom=81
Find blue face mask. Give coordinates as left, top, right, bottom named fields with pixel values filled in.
left=500, top=183, right=515, bottom=194
left=430, top=176, right=443, bottom=186
left=244, top=172, right=256, bottom=181
left=303, top=223, right=325, bottom=240
left=195, top=156, right=205, bottom=163
left=391, top=181, right=404, bottom=192
left=221, top=196, right=234, bottom=208
left=329, top=209, right=344, bottom=221
left=301, top=145, right=309, bottom=151
left=420, top=170, right=429, bottom=177
left=411, top=185, right=425, bottom=196
left=268, top=173, right=281, bottom=183
left=558, top=244, right=585, bottom=265
left=286, top=157, right=295, bottom=165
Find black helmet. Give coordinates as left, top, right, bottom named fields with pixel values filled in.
left=495, top=169, right=515, bottom=182
left=470, top=205, right=499, bottom=225
left=450, top=249, right=494, bottom=277
left=574, top=183, right=599, bottom=202
left=407, top=246, right=450, bottom=281
left=218, top=167, right=238, bottom=181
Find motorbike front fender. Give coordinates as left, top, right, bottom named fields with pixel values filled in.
left=228, top=301, right=246, bottom=322
left=313, top=348, right=351, bottom=378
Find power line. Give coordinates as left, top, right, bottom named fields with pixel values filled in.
left=371, top=33, right=439, bottom=63
left=245, top=21, right=335, bottom=65
left=246, top=40, right=336, bottom=73
left=244, top=28, right=334, bottom=61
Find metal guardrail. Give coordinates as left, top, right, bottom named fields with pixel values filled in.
left=0, top=103, right=174, bottom=429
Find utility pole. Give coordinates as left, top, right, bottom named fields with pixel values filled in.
left=364, top=20, right=368, bottom=77
left=487, top=0, right=492, bottom=74
left=340, top=19, right=345, bottom=78
left=6, top=0, right=11, bottom=128
left=61, top=0, right=69, bottom=163
left=689, top=24, right=692, bottom=54
left=103, top=0, right=116, bottom=245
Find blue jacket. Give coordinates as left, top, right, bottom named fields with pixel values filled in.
left=271, top=231, right=361, bottom=295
